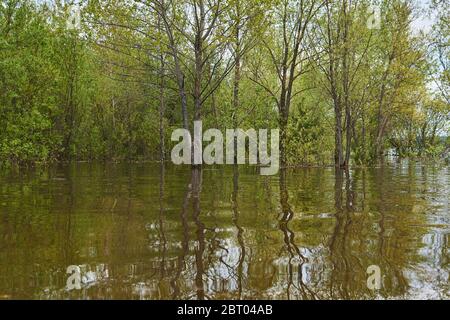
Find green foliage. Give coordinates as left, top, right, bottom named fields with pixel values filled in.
left=285, top=98, right=333, bottom=165
left=0, top=0, right=448, bottom=166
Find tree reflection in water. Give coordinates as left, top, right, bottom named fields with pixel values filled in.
left=0, top=162, right=447, bottom=299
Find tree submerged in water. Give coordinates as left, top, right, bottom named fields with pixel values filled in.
left=0, top=0, right=448, bottom=166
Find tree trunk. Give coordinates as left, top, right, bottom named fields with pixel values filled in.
left=159, top=53, right=166, bottom=161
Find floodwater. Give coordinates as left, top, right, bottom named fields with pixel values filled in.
left=0, top=162, right=448, bottom=299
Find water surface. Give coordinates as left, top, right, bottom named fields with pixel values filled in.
left=0, top=162, right=448, bottom=299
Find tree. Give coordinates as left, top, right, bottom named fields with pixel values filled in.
left=251, top=0, right=323, bottom=164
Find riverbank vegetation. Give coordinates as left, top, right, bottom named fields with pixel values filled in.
left=0, top=0, right=448, bottom=166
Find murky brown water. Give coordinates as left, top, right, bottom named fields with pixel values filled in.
left=0, top=162, right=448, bottom=299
